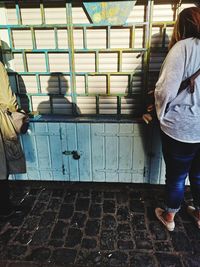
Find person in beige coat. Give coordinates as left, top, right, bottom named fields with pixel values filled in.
left=0, top=60, right=26, bottom=217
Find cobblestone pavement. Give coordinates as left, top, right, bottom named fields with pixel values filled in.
left=0, top=181, right=199, bottom=267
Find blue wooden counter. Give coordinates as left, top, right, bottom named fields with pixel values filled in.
left=12, top=116, right=164, bottom=184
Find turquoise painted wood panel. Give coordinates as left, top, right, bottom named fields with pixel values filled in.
left=90, top=123, right=148, bottom=183
left=147, top=124, right=163, bottom=184
left=132, top=124, right=146, bottom=183
left=14, top=122, right=65, bottom=180
left=48, top=123, right=64, bottom=181
left=64, top=123, right=79, bottom=181
left=105, top=124, right=119, bottom=182
left=91, top=124, right=106, bottom=182
left=35, top=124, right=53, bottom=180
left=12, top=124, right=40, bottom=180
left=118, top=124, right=133, bottom=183
left=60, top=123, right=70, bottom=180
left=119, top=124, right=133, bottom=170
left=77, top=124, right=92, bottom=181
left=11, top=122, right=165, bottom=184
left=160, top=158, right=166, bottom=185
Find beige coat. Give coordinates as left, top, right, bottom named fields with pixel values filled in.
left=0, top=62, right=26, bottom=180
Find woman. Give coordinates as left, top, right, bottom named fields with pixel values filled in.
left=0, top=60, right=26, bottom=217
left=154, top=7, right=200, bottom=231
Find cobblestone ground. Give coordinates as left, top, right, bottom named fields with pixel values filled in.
left=0, top=181, right=199, bottom=267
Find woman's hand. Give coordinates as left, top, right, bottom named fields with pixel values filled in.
left=142, top=113, right=153, bottom=124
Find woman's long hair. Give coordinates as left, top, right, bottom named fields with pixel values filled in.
left=169, top=7, right=200, bottom=49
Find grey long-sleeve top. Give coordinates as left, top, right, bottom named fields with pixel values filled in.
left=154, top=37, right=200, bottom=143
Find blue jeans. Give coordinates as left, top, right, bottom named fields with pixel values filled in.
left=161, top=131, right=200, bottom=212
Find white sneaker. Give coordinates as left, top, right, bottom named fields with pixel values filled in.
left=155, top=207, right=175, bottom=232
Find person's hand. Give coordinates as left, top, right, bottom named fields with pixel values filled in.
left=142, top=113, right=153, bottom=124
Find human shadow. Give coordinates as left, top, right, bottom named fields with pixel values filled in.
left=133, top=30, right=170, bottom=184
left=146, top=31, right=170, bottom=182
left=37, top=73, right=81, bottom=116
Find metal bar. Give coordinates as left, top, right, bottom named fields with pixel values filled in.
left=75, top=93, right=137, bottom=97
left=130, top=25, right=135, bottom=48
left=14, top=92, right=139, bottom=98
left=7, top=28, right=14, bottom=49
left=74, top=48, right=147, bottom=52
left=58, top=73, right=61, bottom=94
left=36, top=73, right=41, bottom=93
left=96, top=95, right=99, bottom=114
left=54, top=27, right=58, bottom=49
left=31, top=27, right=37, bottom=49
left=80, top=21, right=149, bottom=27
left=83, top=27, right=87, bottom=49
left=16, top=92, right=73, bottom=97
left=45, top=51, right=50, bottom=72
left=22, top=51, right=28, bottom=72
left=49, top=95, right=53, bottom=114
left=7, top=71, right=72, bottom=75
left=3, top=48, right=146, bottom=53
left=117, top=96, right=121, bottom=115
left=0, top=22, right=150, bottom=29
left=15, top=1, right=22, bottom=25
left=27, top=94, right=33, bottom=112
left=85, top=74, right=88, bottom=94
left=40, top=0, right=46, bottom=25
left=162, top=24, right=167, bottom=48
left=15, top=74, right=20, bottom=94
left=95, top=51, right=99, bottom=73
left=66, top=2, right=77, bottom=115
left=143, top=0, right=154, bottom=99
left=106, top=26, right=110, bottom=49
left=5, top=49, right=70, bottom=53
left=128, top=74, right=132, bottom=95
left=107, top=74, right=110, bottom=95
left=118, top=50, right=122, bottom=72
left=7, top=71, right=142, bottom=76
left=152, top=21, right=175, bottom=26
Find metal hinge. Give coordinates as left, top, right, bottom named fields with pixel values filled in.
left=62, top=164, right=65, bottom=175
left=143, top=167, right=146, bottom=177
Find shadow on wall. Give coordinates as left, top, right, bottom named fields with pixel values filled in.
left=37, top=73, right=81, bottom=116
left=1, top=41, right=80, bottom=116
left=137, top=31, right=169, bottom=183
left=127, top=32, right=170, bottom=117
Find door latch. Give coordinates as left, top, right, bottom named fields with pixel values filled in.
left=62, top=150, right=80, bottom=160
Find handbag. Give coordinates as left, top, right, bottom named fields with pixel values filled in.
left=7, top=109, right=29, bottom=134
left=4, top=138, right=24, bottom=161
left=143, top=67, right=200, bottom=124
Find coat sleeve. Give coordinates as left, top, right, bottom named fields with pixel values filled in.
left=0, top=62, right=18, bottom=111
left=154, top=41, right=186, bottom=120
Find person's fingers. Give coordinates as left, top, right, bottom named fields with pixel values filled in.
left=142, top=113, right=153, bottom=124
left=147, top=104, right=154, bottom=112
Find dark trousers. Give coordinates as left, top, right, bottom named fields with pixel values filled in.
left=161, top=131, right=200, bottom=211
left=0, top=178, right=11, bottom=213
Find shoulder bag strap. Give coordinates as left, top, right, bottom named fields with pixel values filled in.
left=178, top=67, right=200, bottom=95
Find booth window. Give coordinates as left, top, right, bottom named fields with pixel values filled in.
left=0, top=0, right=195, bottom=118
